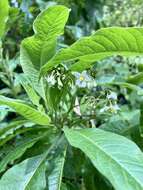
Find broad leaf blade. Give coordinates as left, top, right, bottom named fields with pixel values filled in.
left=20, top=5, right=70, bottom=99
left=21, top=5, right=70, bottom=70
left=33, top=5, right=70, bottom=39
left=18, top=74, right=40, bottom=106
left=48, top=148, right=67, bottom=190
left=0, top=95, right=51, bottom=125
left=0, top=153, right=47, bottom=190
left=41, top=27, right=143, bottom=74
left=64, top=128, right=143, bottom=190
left=0, top=134, right=63, bottom=190
left=20, top=47, right=46, bottom=100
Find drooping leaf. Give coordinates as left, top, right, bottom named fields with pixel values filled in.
left=41, top=27, right=143, bottom=74
left=48, top=147, right=67, bottom=190
left=0, top=153, right=47, bottom=190
left=0, top=95, right=51, bottom=125
left=0, top=0, right=9, bottom=38
left=64, top=128, right=143, bottom=190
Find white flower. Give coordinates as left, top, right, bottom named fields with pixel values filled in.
left=100, top=106, right=110, bottom=113
left=107, top=92, right=117, bottom=100
left=111, top=104, right=120, bottom=113
left=46, top=75, right=56, bottom=86
left=100, top=104, right=120, bottom=113
left=73, top=71, right=91, bottom=88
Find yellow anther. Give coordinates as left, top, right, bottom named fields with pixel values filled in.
left=79, top=76, right=84, bottom=81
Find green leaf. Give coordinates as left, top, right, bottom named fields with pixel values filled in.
left=46, top=85, right=62, bottom=111
left=64, top=128, right=143, bottom=190
left=0, top=134, right=46, bottom=173
left=34, top=5, right=69, bottom=38
left=0, top=0, right=9, bottom=38
left=21, top=5, right=70, bottom=70
left=20, top=5, right=70, bottom=99
left=60, top=183, right=68, bottom=190
left=0, top=153, right=47, bottom=190
left=20, top=47, right=46, bottom=100
left=18, top=74, right=40, bottom=107
left=0, top=95, right=51, bottom=125
left=0, top=120, right=28, bottom=136
left=0, top=134, right=63, bottom=190
left=41, top=27, right=143, bottom=74
left=100, top=109, right=140, bottom=135
left=127, top=72, right=143, bottom=84
left=110, top=82, right=143, bottom=95
left=48, top=147, right=67, bottom=190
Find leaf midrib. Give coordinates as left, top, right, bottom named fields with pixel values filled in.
left=77, top=131, right=143, bottom=188
left=57, top=148, right=66, bottom=190
left=51, top=51, right=143, bottom=67
left=70, top=51, right=143, bottom=61
left=24, top=153, right=47, bottom=190
left=24, top=134, right=62, bottom=189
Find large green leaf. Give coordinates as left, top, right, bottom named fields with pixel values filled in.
left=20, top=5, right=70, bottom=99
left=0, top=0, right=9, bottom=38
left=21, top=5, right=70, bottom=70
left=64, top=128, right=143, bottom=190
left=0, top=95, right=51, bottom=125
left=48, top=147, right=67, bottom=190
left=20, top=48, right=46, bottom=100
left=41, top=27, right=143, bottom=74
left=0, top=153, right=47, bottom=190
left=0, top=134, right=62, bottom=190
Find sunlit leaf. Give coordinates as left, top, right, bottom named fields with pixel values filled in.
left=0, top=0, right=9, bottom=38
left=41, top=27, right=143, bottom=74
